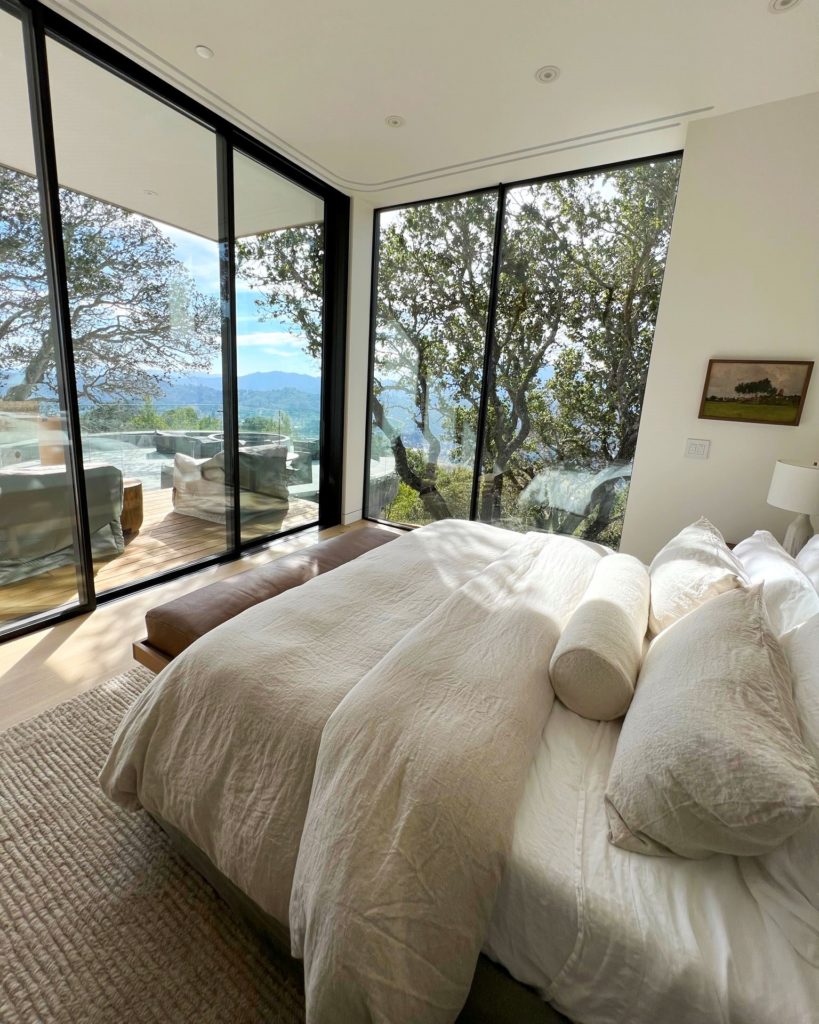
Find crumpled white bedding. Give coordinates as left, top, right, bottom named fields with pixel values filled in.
left=100, top=519, right=522, bottom=927
left=484, top=702, right=819, bottom=1024
left=100, top=516, right=819, bottom=1024
left=289, top=531, right=600, bottom=1024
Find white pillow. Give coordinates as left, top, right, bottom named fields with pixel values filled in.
left=550, top=554, right=649, bottom=721
left=605, top=585, right=819, bottom=859
left=738, top=614, right=819, bottom=960
left=648, top=517, right=747, bottom=635
left=782, top=613, right=819, bottom=759
left=796, top=534, right=819, bottom=592
left=734, top=530, right=819, bottom=636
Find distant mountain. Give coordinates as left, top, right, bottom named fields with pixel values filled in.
left=158, top=375, right=321, bottom=434
left=177, top=371, right=322, bottom=394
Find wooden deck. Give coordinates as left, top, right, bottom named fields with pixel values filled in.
left=0, top=488, right=318, bottom=625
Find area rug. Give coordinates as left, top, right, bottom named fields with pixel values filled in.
left=0, top=668, right=305, bottom=1024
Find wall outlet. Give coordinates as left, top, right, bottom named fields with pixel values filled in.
left=685, top=438, right=711, bottom=460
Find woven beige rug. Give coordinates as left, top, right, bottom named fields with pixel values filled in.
left=0, top=667, right=305, bottom=1024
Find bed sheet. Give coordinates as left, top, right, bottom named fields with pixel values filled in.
left=485, top=702, right=819, bottom=1024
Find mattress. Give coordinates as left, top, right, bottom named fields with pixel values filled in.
left=485, top=702, right=819, bottom=1024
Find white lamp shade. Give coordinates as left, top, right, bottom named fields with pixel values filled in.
left=767, top=460, right=819, bottom=515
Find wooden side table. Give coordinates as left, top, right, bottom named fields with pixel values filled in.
left=121, top=478, right=144, bottom=536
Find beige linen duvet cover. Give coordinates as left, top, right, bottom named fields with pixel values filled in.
left=100, top=520, right=603, bottom=1022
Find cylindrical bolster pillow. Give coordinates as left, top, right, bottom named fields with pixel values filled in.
left=549, top=553, right=650, bottom=720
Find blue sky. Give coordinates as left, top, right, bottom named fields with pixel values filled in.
left=162, top=224, right=321, bottom=379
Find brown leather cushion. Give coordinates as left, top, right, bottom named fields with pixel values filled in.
left=146, top=526, right=399, bottom=659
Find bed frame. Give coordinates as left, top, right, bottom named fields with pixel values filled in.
left=153, top=814, right=569, bottom=1024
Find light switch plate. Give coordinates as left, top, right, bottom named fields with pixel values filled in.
left=685, top=437, right=711, bottom=460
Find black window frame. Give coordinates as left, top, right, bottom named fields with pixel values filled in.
left=0, top=0, right=349, bottom=642
left=363, top=151, right=682, bottom=532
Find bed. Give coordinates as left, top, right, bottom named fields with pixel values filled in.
left=100, top=518, right=819, bottom=1024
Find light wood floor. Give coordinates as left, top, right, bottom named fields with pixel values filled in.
left=0, top=518, right=369, bottom=733
left=0, top=488, right=319, bottom=625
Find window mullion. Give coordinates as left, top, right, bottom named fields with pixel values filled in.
left=469, top=184, right=507, bottom=523
left=216, top=135, right=241, bottom=556
left=20, top=2, right=96, bottom=611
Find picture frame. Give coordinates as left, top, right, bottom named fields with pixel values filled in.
left=698, top=359, right=814, bottom=427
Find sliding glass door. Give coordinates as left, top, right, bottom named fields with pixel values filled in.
left=0, top=0, right=347, bottom=640
left=233, top=151, right=325, bottom=541
left=45, top=37, right=230, bottom=591
left=365, top=156, right=681, bottom=548
left=0, top=6, right=86, bottom=626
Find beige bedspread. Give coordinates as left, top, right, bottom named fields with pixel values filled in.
left=290, top=532, right=600, bottom=1023
left=100, top=521, right=520, bottom=926
left=100, top=519, right=602, bottom=1022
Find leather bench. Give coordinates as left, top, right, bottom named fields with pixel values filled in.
left=132, top=525, right=400, bottom=672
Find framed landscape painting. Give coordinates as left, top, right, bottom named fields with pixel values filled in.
left=699, top=359, right=814, bottom=426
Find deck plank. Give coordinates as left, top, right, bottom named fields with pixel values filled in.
left=0, top=488, right=318, bottom=625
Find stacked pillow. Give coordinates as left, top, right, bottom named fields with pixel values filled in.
left=738, top=613, right=819, bottom=959
left=603, top=517, right=819, bottom=860
left=605, top=585, right=819, bottom=858
left=647, top=517, right=747, bottom=634
left=796, top=534, right=819, bottom=592
left=733, top=530, right=819, bottom=636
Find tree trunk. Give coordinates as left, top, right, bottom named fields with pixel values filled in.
left=370, top=394, right=452, bottom=521
left=2, top=332, right=53, bottom=403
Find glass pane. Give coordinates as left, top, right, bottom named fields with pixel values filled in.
left=477, top=158, right=681, bottom=548
left=365, top=193, right=498, bottom=524
left=0, top=9, right=85, bottom=629
left=47, top=37, right=229, bottom=591
left=233, top=151, right=324, bottom=541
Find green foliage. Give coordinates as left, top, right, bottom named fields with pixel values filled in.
left=80, top=399, right=220, bottom=433
left=701, top=400, right=798, bottom=423
left=734, top=377, right=776, bottom=398
left=371, top=159, right=681, bottom=546
left=241, top=411, right=294, bottom=436
left=385, top=464, right=474, bottom=526
left=0, top=166, right=220, bottom=405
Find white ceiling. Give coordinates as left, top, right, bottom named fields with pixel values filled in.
left=30, top=0, right=819, bottom=207
left=0, top=7, right=323, bottom=240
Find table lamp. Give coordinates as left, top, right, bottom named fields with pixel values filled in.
left=767, top=460, right=819, bottom=555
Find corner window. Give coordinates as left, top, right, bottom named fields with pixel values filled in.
left=365, top=156, right=681, bottom=548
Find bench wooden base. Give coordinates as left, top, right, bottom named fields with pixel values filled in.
left=133, top=639, right=171, bottom=674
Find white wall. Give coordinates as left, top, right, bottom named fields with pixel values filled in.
left=341, top=196, right=375, bottom=524
left=620, top=91, right=819, bottom=562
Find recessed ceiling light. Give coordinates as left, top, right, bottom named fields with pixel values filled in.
left=194, top=44, right=214, bottom=59
left=385, top=115, right=405, bottom=128
left=534, top=65, right=561, bottom=84
left=143, top=188, right=158, bottom=197
left=768, top=0, right=801, bottom=10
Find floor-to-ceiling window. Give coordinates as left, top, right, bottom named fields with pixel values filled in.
left=47, top=36, right=231, bottom=590
left=365, top=156, right=681, bottom=548
left=0, top=0, right=347, bottom=639
left=0, top=6, right=86, bottom=626
left=233, top=151, right=326, bottom=541
left=366, top=191, right=498, bottom=524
